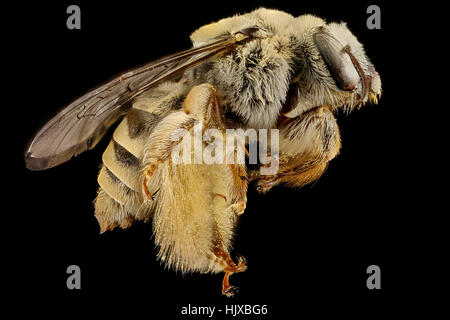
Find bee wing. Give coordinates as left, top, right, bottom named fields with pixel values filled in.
left=25, top=35, right=246, bottom=170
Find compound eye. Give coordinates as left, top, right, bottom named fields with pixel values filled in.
left=313, top=30, right=359, bottom=91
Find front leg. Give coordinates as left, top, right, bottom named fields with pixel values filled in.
left=256, top=107, right=341, bottom=193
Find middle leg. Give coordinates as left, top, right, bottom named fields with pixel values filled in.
left=256, top=107, right=341, bottom=193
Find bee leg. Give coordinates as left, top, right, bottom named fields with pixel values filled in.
left=183, top=83, right=223, bottom=128
left=228, top=164, right=248, bottom=215
left=141, top=115, right=195, bottom=200
left=142, top=162, right=162, bottom=200
left=141, top=84, right=224, bottom=200
left=257, top=106, right=341, bottom=193
left=214, top=246, right=248, bottom=297
left=257, top=160, right=328, bottom=193
left=194, top=85, right=249, bottom=214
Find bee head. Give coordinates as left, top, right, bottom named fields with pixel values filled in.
left=283, top=15, right=382, bottom=117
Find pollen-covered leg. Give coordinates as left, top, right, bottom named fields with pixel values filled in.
left=145, top=83, right=249, bottom=295
left=256, top=107, right=341, bottom=193
left=152, top=161, right=247, bottom=275
left=141, top=111, right=195, bottom=199
left=141, top=83, right=223, bottom=200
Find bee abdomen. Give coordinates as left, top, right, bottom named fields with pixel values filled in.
left=94, top=81, right=189, bottom=233
left=94, top=115, right=148, bottom=232
left=102, top=138, right=141, bottom=192
left=97, top=164, right=140, bottom=208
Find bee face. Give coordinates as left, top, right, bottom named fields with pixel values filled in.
left=286, top=17, right=382, bottom=117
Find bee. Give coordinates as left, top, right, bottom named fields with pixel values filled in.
left=25, top=8, right=381, bottom=296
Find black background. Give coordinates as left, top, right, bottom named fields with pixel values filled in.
left=9, top=0, right=442, bottom=317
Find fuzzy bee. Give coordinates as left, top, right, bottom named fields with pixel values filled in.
left=25, top=8, right=381, bottom=296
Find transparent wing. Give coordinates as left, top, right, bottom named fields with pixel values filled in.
left=25, top=35, right=247, bottom=170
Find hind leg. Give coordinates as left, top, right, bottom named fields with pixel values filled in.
left=144, top=84, right=250, bottom=295
left=141, top=84, right=223, bottom=199
left=213, top=246, right=247, bottom=297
